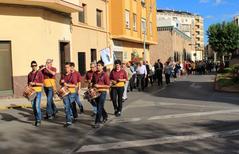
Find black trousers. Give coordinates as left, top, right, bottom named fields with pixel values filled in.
left=137, top=74, right=145, bottom=91
left=165, top=73, right=170, bottom=85
left=145, top=74, right=149, bottom=87
left=110, top=87, right=124, bottom=112
left=156, top=70, right=163, bottom=86
left=129, top=74, right=136, bottom=91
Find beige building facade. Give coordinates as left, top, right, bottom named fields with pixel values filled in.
left=233, top=15, right=239, bottom=26
left=150, top=26, right=192, bottom=64
left=71, top=0, right=109, bottom=74
left=156, top=9, right=204, bottom=61
left=0, top=0, right=81, bottom=97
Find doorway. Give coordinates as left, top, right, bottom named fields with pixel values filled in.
left=0, top=41, right=13, bottom=95
left=78, top=52, right=86, bottom=75
left=59, top=42, right=70, bottom=74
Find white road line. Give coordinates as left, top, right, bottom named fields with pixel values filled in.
left=125, top=102, right=234, bottom=110
left=148, top=109, right=239, bottom=120
left=76, top=129, right=239, bottom=153
left=111, top=109, right=239, bottom=124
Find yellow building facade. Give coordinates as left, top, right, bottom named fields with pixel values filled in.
left=109, top=0, right=157, bottom=63
left=0, top=0, right=81, bottom=97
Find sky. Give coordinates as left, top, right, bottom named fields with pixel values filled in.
left=156, top=0, right=239, bottom=44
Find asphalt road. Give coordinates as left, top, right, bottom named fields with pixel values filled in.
left=0, top=74, right=239, bottom=154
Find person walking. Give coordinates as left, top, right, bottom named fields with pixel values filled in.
left=27, top=61, right=44, bottom=127
left=42, top=59, right=58, bottom=120
left=91, top=60, right=110, bottom=128
left=110, top=60, right=127, bottom=117
left=136, top=61, right=147, bottom=91
left=164, top=61, right=171, bottom=85
left=154, top=59, right=163, bottom=86
left=85, top=62, right=97, bottom=116
left=122, top=62, right=132, bottom=102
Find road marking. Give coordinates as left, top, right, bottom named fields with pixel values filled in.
left=148, top=109, right=239, bottom=120
left=76, top=129, right=239, bottom=153
left=125, top=101, right=234, bottom=110
left=111, top=109, right=239, bottom=123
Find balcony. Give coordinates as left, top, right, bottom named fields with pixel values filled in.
left=0, top=0, right=82, bottom=13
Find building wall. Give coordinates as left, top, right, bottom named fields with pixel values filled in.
left=150, top=27, right=191, bottom=64
left=109, top=0, right=157, bottom=63
left=109, top=0, right=157, bottom=44
left=233, top=15, right=239, bottom=26
left=71, top=0, right=108, bottom=72
left=0, top=5, right=73, bottom=97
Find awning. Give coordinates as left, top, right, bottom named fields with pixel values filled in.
left=0, top=0, right=82, bottom=13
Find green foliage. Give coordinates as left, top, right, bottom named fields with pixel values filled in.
left=207, top=22, right=239, bottom=56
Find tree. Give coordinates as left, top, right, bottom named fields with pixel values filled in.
left=207, top=21, right=239, bottom=59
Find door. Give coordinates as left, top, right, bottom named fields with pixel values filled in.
left=91, top=48, right=97, bottom=62
left=78, top=52, right=86, bottom=75
left=0, top=41, right=13, bottom=94
left=59, top=42, right=70, bottom=74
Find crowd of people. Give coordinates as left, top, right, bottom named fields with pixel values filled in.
left=26, top=58, right=218, bottom=128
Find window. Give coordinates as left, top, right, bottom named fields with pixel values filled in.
left=125, top=10, right=130, bottom=29
left=133, top=13, right=137, bottom=31
left=79, top=4, right=86, bottom=23
left=114, top=51, right=123, bottom=61
left=91, top=49, right=97, bottom=62
left=141, top=18, right=146, bottom=34
left=141, top=0, right=146, bottom=7
left=149, top=22, right=153, bottom=36
left=96, top=9, right=102, bottom=27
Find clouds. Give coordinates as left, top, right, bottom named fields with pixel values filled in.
left=199, top=0, right=225, bottom=5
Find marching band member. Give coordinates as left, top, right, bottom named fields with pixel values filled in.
left=70, top=62, right=84, bottom=120
left=60, top=62, right=78, bottom=127
left=91, top=60, right=110, bottom=128
left=42, top=59, right=58, bottom=119
left=27, top=61, right=44, bottom=127
left=85, top=62, right=97, bottom=116
left=110, top=60, right=128, bottom=117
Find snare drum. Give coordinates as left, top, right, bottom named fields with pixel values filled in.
left=57, top=87, right=70, bottom=99
left=84, top=88, right=100, bottom=101
left=23, top=86, right=37, bottom=101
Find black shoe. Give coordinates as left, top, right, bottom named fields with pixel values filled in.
left=116, top=111, right=121, bottom=117
left=102, top=118, right=108, bottom=123
left=34, top=121, right=41, bottom=127
left=114, top=110, right=118, bottom=116
left=80, top=107, right=84, bottom=113
left=91, top=113, right=96, bottom=117
left=64, top=122, right=72, bottom=128
left=52, top=113, right=57, bottom=118
left=44, top=114, right=53, bottom=120
left=92, top=123, right=100, bottom=128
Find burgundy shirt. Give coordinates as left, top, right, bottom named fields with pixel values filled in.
left=28, top=71, right=44, bottom=84
left=110, top=69, right=128, bottom=81
left=61, top=72, right=78, bottom=85
left=72, top=71, right=82, bottom=83
left=92, top=71, right=110, bottom=86
left=85, top=70, right=94, bottom=81
left=42, top=67, right=57, bottom=79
